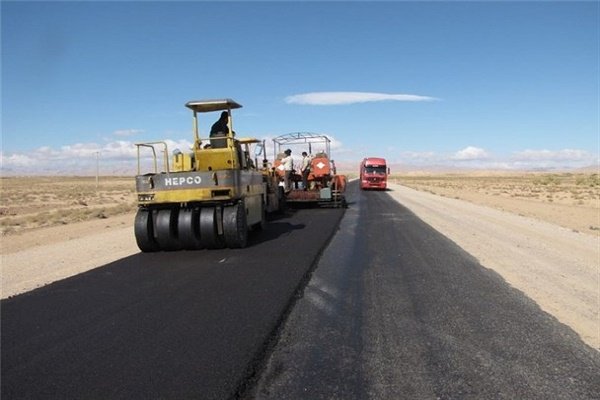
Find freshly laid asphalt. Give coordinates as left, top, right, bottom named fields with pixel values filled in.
left=3, top=181, right=600, bottom=400
left=249, top=183, right=600, bottom=400
left=1, top=205, right=344, bottom=399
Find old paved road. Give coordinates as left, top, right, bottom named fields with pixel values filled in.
left=248, top=182, right=600, bottom=400
left=3, top=181, right=600, bottom=400
left=1, top=205, right=344, bottom=399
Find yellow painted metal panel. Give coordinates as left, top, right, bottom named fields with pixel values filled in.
left=136, top=181, right=264, bottom=205
left=172, top=153, right=193, bottom=172
left=195, top=148, right=238, bottom=171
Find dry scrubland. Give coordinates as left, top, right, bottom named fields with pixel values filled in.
left=1, top=173, right=598, bottom=237
left=0, top=176, right=137, bottom=237
left=393, top=172, right=600, bottom=236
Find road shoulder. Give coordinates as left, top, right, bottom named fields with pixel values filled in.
left=1, top=213, right=138, bottom=299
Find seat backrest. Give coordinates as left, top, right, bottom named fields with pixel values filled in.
left=210, top=132, right=228, bottom=149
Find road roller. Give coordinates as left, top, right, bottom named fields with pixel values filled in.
left=134, top=99, right=279, bottom=251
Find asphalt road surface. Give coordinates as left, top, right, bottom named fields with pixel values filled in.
left=1, top=205, right=345, bottom=399
left=248, top=183, right=600, bottom=400
left=3, top=182, right=600, bottom=400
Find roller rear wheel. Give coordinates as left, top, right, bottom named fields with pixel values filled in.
left=223, top=202, right=248, bottom=248
left=134, top=208, right=159, bottom=252
left=155, top=208, right=181, bottom=251
left=178, top=208, right=202, bottom=250
left=200, top=207, right=225, bottom=249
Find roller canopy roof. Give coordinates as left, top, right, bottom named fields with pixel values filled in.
left=185, top=99, right=242, bottom=113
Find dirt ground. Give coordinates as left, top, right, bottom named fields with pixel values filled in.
left=0, top=176, right=136, bottom=236
left=1, top=174, right=598, bottom=350
left=394, top=172, right=599, bottom=236
left=1, top=176, right=139, bottom=299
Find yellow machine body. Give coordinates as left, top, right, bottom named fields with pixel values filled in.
left=133, top=99, right=276, bottom=251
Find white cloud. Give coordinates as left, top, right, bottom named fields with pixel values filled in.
left=0, top=153, right=37, bottom=168
left=379, top=151, right=441, bottom=167
left=285, top=91, right=439, bottom=105
left=451, top=146, right=490, bottom=161
left=400, top=151, right=437, bottom=161
left=3, top=139, right=596, bottom=175
left=512, top=149, right=593, bottom=162
left=113, top=129, right=144, bottom=137
left=509, top=149, right=598, bottom=170
left=59, top=142, right=102, bottom=159
left=0, top=132, right=253, bottom=174
left=390, top=147, right=596, bottom=170
left=0, top=139, right=192, bottom=175
left=326, top=135, right=343, bottom=151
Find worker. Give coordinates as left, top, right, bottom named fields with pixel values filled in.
left=210, top=111, right=231, bottom=148
left=281, top=149, right=293, bottom=192
left=300, top=151, right=311, bottom=190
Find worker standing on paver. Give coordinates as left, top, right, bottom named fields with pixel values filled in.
left=300, top=151, right=311, bottom=190
left=281, top=149, right=293, bottom=193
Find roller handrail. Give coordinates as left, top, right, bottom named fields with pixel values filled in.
left=135, top=141, right=170, bottom=175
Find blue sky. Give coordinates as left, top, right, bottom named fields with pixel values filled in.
left=2, top=1, right=598, bottom=174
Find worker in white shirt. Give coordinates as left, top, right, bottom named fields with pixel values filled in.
left=300, top=151, right=311, bottom=190
left=281, top=149, right=293, bottom=192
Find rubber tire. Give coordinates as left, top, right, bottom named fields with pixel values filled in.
left=134, top=208, right=159, bottom=252
left=223, top=202, right=248, bottom=248
left=178, top=208, right=202, bottom=250
left=200, top=207, right=225, bottom=249
left=155, top=208, right=181, bottom=251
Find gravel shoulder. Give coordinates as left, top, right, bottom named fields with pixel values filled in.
left=2, top=185, right=598, bottom=350
left=1, top=213, right=138, bottom=299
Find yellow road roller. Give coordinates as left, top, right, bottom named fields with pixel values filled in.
left=134, top=99, right=279, bottom=251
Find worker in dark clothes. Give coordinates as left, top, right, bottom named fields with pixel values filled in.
left=210, top=111, right=231, bottom=148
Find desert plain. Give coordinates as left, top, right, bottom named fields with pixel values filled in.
left=396, top=172, right=599, bottom=235
left=1, top=173, right=597, bottom=239
left=1, top=172, right=598, bottom=349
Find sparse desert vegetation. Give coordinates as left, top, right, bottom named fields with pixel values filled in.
left=0, top=176, right=136, bottom=236
left=392, top=172, right=599, bottom=235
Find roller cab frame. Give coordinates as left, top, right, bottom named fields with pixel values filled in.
left=134, top=99, right=268, bottom=252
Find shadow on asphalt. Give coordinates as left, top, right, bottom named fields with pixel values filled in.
left=248, top=221, right=306, bottom=246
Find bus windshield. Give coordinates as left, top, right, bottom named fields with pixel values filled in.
left=364, top=166, right=387, bottom=175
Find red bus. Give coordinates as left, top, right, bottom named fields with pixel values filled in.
left=360, top=157, right=389, bottom=190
